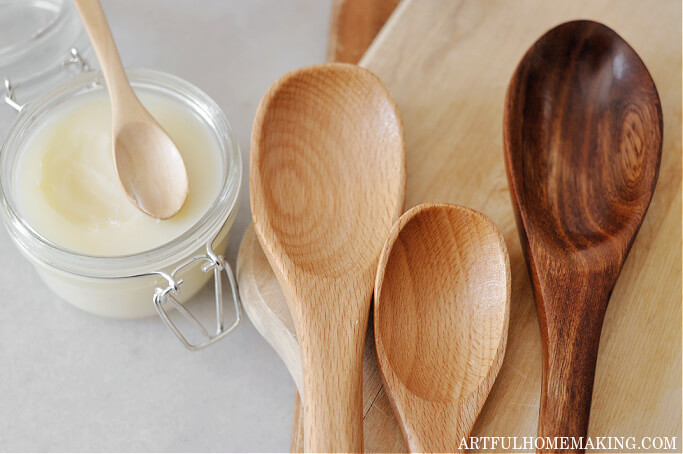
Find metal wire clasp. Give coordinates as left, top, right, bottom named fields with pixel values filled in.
left=64, top=47, right=91, bottom=72
left=3, top=79, right=22, bottom=112
left=153, top=242, right=241, bottom=351
left=4, top=47, right=91, bottom=112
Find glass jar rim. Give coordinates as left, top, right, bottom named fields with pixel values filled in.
left=0, top=68, right=242, bottom=279
left=0, top=0, right=71, bottom=60
left=0, top=0, right=92, bottom=93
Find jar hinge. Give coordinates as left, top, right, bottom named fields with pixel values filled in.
left=153, top=241, right=241, bottom=351
left=4, top=79, right=22, bottom=112
left=4, top=47, right=91, bottom=113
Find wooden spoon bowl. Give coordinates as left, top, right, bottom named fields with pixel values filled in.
left=504, top=20, right=662, bottom=448
left=253, top=65, right=404, bottom=277
left=250, top=63, right=405, bottom=452
left=74, top=0, right=188, bottom=219
left=374, top=203, right=510, bottom=453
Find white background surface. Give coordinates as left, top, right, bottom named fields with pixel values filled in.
left=0, top=1, right=332, bottom=451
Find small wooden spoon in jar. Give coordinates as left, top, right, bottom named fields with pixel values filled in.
left=374, top=203, right=511, bottom=453
left=504, top=20, right=662, bottom=450
left=74, top=0, right=188, bottom=219
left=250, top=63, right=405, bottom=452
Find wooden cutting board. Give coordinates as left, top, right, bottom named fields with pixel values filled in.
left=358, top=0, right=681, bottom=448
left=243, top=0, right=681, bottom=451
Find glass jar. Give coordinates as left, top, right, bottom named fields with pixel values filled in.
left=1, top=0, right=93, bottom=135
left=0, top=1, right=242, bottom=350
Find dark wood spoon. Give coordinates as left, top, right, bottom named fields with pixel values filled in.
left=504, top=20, right=662, bottom=451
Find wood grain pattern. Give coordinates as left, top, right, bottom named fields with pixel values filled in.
left=357, top=0, right=680, bottom=450
left=374, top=204, right=510, bottom=452
left=327, top=0, right=401, bottom=64
left=504, top=20, right=662, bottom=451
left=250, top=63, right=405, bottom=452
left=295, top=2, right=406, bottom=450
left=73, top=0, right=188, bottom=219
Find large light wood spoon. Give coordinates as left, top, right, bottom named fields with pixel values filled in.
left=74, top=0, right=188, bottom=219
left=374, top=203, right=511, bottom=453
left=250, top=63, right=405, bottom=452
left=504, top=20, right=662, bottom=450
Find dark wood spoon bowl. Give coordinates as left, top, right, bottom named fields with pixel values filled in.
left=504, top=20, right=662, bottom=451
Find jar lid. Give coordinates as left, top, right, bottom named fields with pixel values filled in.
left=0, top=0, right=93, bottom=134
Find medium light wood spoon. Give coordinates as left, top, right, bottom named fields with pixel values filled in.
left=504, top=20, right=662, bottom=450
left=74, top=0, right=188, bottom=219
left=374, top=203, right=511, bottom=453
left=250, top=63, right=405, bottom=452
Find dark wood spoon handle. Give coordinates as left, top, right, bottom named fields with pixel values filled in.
left=536, top=272, right=615, bottom=453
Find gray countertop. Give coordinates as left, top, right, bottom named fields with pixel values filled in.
left=0, top=1, right=332, bottom=451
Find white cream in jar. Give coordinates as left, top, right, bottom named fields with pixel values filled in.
left=1, top=69, right=242, bottom=330
left=16, top=91, right=223, bottom=256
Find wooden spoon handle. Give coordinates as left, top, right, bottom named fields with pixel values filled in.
left=537, top=277, right=613, bottom=453
left=327, top=0, right=402, bottom=63
left=539, top=342, right=600, bottom=452
left=300, top=317, right=366, bottom=452
left=73, top=0, right=135, bottom=108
